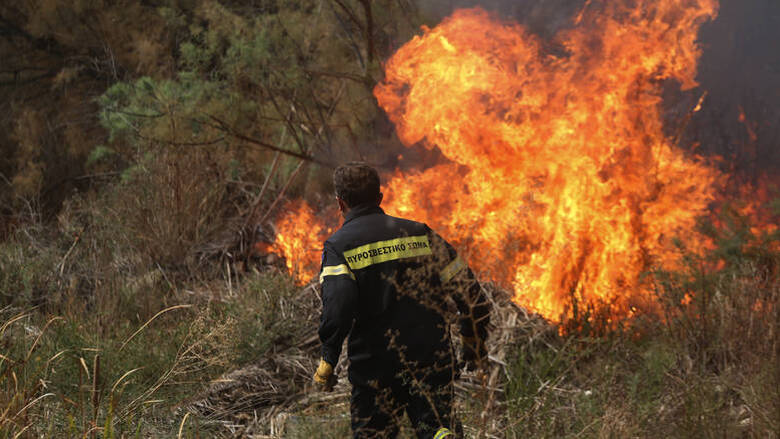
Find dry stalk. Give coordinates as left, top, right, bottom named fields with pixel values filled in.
left=177, top=412, right=191, bottom=439
left=119, top=304, right=193, bottom=352
left=25, top=316, right=63, bottom=361
left=11, top=423, right=31, bottom=439
left=110, top=368, right=143, bottom=396
left=0, top=313, right=30, bottom=337
left=91, top=354, right=100, bottom=439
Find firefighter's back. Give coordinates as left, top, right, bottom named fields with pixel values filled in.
left=325, top=205, right=452, bottom=384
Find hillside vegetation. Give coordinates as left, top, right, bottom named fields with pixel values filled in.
left=0, top=1, right=777, bottom=437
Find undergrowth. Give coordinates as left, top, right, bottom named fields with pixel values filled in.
left=499, top=207, right=779, bottom=438
left=0, top=209, right=303, bottom=437
left=0, top=181, right=777, bottom=437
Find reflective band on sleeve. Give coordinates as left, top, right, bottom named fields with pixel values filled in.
left=319, top=264, right=355, bottom=284
left=433, top=427, right=453, bottom=439
left=343, top=235, right=432, bottom=270
left=440, top=255, right=466, bottom=283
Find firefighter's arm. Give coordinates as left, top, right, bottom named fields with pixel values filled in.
left=456, top=270, right=489, bottom=370
left=433, top=231, right=490, bottom=369
left=314, top=243, right=357, bottom=391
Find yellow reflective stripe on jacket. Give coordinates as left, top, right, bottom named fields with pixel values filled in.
left=433, top=427, right=453, bottom=439
left=440, top=255, right=466, bottom=283
left=319, top=264, right=355, bottom=284
left=343, top=235, right=432, bottom=270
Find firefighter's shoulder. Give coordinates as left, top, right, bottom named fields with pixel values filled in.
left=379, top=213, right=430, bottom=236
left=325, top=221, right=364, bottom=252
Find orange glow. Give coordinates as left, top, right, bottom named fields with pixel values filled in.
left=273, top=1, right=729, bottom=322
left=730, top=178, right=779, bottom=242
left=271, top=200, right=334, bottom=284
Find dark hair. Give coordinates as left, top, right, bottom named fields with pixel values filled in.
left=333, top=162, right=381, bottom=208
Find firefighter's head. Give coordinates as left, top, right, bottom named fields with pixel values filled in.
left=333, top=162, right=383, bottom=213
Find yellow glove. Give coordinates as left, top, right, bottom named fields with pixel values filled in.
left=312, top=358, right=337, bottom=392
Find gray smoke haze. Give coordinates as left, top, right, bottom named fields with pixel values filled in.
left=417, top=0, right=582, bottom=38
left=692, top=0, right=780, bottom=182
left=412, top=0, right=780, bottom=181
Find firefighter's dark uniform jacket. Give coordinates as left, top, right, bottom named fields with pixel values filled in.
left=318, top=203, right=489, bottom=386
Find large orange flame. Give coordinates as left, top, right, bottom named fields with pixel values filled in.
left=274, top=0, right=726, bottom=322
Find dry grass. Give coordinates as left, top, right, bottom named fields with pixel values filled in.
left=0, top=179, right=776, bottom=438
left=1, top=243, right=777, bottom=438
left=175, top=281, right=556, bottom=438
left=181, top=284, right=324, bottom=436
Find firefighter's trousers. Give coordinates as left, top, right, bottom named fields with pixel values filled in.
left=350, top=365, right=461, bottom=439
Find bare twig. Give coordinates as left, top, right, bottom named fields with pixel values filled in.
left=259, top=82, right=309, bottom=155
left=260, top=160, right=306, bottom=224
left=242, top=150, right=282, bottom=265
left=243, top=149, right=282, bottom=232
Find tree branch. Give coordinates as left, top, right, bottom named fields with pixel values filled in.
left=330, top=0, right=363, bottom=28
left=206, top=115, right=335, bottom=169
left=358, top=0, right=375, bottom=63
left=303, top=68, right=370, bottom=85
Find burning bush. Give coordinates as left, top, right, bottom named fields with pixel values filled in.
left=275, top=0, right=729, bottom=326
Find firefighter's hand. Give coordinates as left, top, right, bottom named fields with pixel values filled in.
left=462, top=335, right=487, bottom=372
left=312, top=358, right=337, bottom=392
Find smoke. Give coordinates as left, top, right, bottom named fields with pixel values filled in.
left=692, top=0, right=780, bottom=182
left=416, top=0, right=584, bottom=39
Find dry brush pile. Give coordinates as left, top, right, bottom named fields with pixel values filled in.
left=180, top=281, right=557, bottom=438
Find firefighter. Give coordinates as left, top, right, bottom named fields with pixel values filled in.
left=312, top=162, right=490, bottom=438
